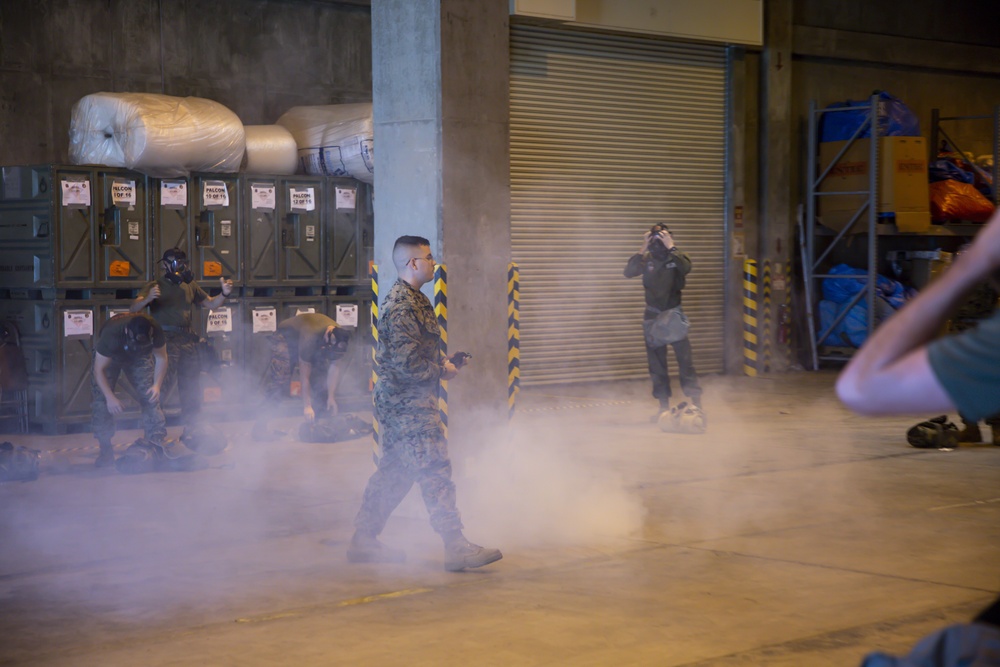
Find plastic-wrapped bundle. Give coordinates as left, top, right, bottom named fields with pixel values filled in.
left=69, top=92, right=246, bottom=178
left=243, top=125, right=298, bottom=175
left=276, top=103, right=374, bottom=183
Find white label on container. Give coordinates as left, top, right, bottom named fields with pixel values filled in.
left=64, top=310, right=93, bottom=336
left=203, top=181, right=229, bottom=207
left=111, top=180, right=136, bottom=206
left=295, top=307, right=315, bottom=316
left=206, top=307, right=232, bottom=333
left=161, top=181, right=187, bottom=207
left=336, top=304, right=358, bottom=328
left=305, top=225, right=315, bottom=242
left=251, top=183, right=275, bottom=210
left=128, top=221, right=139, bottom=240
left=335, top=186, right=356, bottom=210
left=252, top=308, right=277, bottom=333
left=61, top=179, right=91, bottom=207
left=290, top=187, right=315, bottom=211
left=221, top=220, right=232, bottom=237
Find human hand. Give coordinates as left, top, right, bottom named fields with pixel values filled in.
left=220, top=277, right=234, bottom=296
left=107, top=395, right=125, bottom=415
left=441, top=360, right=459, bottom=380
left=148, top=284, right=161, bottom=302
left=304, top=406, right=316, bottom=422
left=640, top=231, right=652, bottom=253
left=658, top=230, right=675, bottom=250
left=146, top=384, right=161, bottom=403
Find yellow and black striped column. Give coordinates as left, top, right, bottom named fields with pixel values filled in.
left=761, top=260, right=772, bottom=373
left=369, top=262, right=380, bottom=464
left=434, top=263, right=449, bottom=439
left=507, top=263, right=521, bottom=419
left=783, top=262, right=793, bottom=365
left=743, top=258, right=759, bottom=377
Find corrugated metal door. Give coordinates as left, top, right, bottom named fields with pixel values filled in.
left=510, top=25, right=727, bottom=385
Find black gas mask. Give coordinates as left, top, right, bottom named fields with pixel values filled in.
left=162, top=248, right=193, bottom=285
left=319, top=327, right=351, bottom=363
left=648, top=224, right=672, bottom=261
left=122, top=318, right=155, bottom=356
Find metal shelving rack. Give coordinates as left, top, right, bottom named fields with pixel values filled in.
left=929, top=105, right=1000, bottom=207
left=802, top=95, right=881, bottom=370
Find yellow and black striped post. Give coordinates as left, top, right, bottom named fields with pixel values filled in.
left=507, top=263, right=521, bottom=419
left=434, top=263, right=449, bottom=439
left=369, top=262, right=380, bottom=464
left=743, top=258, right=759, bottom=377
left=783, top=262, right=793, bottom=365
left=762, top=260, right=772, bottom=373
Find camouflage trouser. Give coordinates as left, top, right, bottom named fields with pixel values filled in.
left=91, top=351, right=167, bottom=445
left=353, top=406, right=462, bottom=536
left=163, top=329, right=202, bottom=425
left=260, top=332, right=330, bottom=414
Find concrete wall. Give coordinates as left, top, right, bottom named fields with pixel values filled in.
left=0, top=0, right=372, bottom=166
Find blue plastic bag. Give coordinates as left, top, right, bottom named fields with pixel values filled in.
left=822, top=264, right=909, bottom=310
left=820, top=91, right=921, bottom=143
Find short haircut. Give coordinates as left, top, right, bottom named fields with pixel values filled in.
left=126, top=315, right=154, bottom=340
left=392, top=235, right=431, bottom=270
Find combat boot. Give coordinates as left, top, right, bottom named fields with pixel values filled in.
left=346, top=531, right=406, bottom=564
left=94, top=440, right=115, bottom=468
left=958, top=419, right=982, bottom=443
left=443, top=535, right=503, bottom=572
left=992, top=424, right=1000, bottom=447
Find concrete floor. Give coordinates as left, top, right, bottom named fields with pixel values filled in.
left=1, top=370, right=998, bottom=666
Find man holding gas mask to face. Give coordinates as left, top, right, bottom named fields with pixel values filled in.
left=131, top=248, right=233, bottom=428
left=91, top=313, right=168, bottom=467
left=624, top=224, right=703, bottom=420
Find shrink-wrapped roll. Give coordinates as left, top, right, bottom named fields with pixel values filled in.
left=68, top=92, right=246, bottom=178
left=243, top=125, right=298, bottom=175
left=276, top=103, right=374, bottom=183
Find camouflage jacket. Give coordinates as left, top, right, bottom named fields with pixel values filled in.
left=374, top=278, right=445, bottom=411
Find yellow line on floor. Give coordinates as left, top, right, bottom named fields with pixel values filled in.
left=233, top=588, right=434, bottom=624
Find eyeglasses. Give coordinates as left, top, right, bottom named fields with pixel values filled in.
left=409, top=254, right=434, bottom=267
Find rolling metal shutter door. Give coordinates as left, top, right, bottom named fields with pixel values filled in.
left=510, top=24, right=727, bottom=385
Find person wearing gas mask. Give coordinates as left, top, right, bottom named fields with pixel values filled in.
left=624, top=224, right=703, bottom=419
left=131, top=248, right=233, bottom=428
left=91, top=313, right=168, bottom=467
left=254, top=312, right=351, bottom=439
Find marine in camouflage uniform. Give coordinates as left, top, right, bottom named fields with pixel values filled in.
left=91, top=313, right=168, bottom=466
left=348, top=236, right=501, bottom=571
left=132, top=248, right=232, bottom=426
left=354, top=277, right=461, bottom=536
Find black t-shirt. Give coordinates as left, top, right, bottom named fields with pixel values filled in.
left=138, top=277, right=208, bottom=328
left=95, top=313, right=166, bottom=360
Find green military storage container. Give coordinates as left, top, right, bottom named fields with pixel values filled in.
left=242, top=296, right=283, bottom=403
left=194, top=297, right=245, bottom=411
left=0, top=165, right=151, bottom=292
left=94, top=169, right=151, bottom=288
left=244, top=175, right=325, bottom=287
left=151, top=176, right=192, bottom=271
left=325, top=177, right=374, bottom=286
left=190, top=173, right=243, bottom=286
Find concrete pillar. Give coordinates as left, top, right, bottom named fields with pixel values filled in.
left=371, top=0, right=512, bottom=447
left=760, top=0, right=793, bottom=371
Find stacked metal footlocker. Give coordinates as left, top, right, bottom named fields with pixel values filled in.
left=0, top=165, right=374, bottom=433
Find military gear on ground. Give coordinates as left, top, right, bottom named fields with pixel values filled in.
left=906, top=416, right=959, bottom=449
left=299, top=414, right=373, bottom=443
left=114, top=437, right=199, bottom=474
left=181, top=423, right=229, bottom=455
left=657, top=401, right=707, bottom=434
left=0, top=441, right=40, bottom=482
left=443, top=536, right=503, bottom=572
left=346, top=533, right=407, bottom=564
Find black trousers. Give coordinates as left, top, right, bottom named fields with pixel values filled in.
left=645, top=333, right=701, bottom=406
